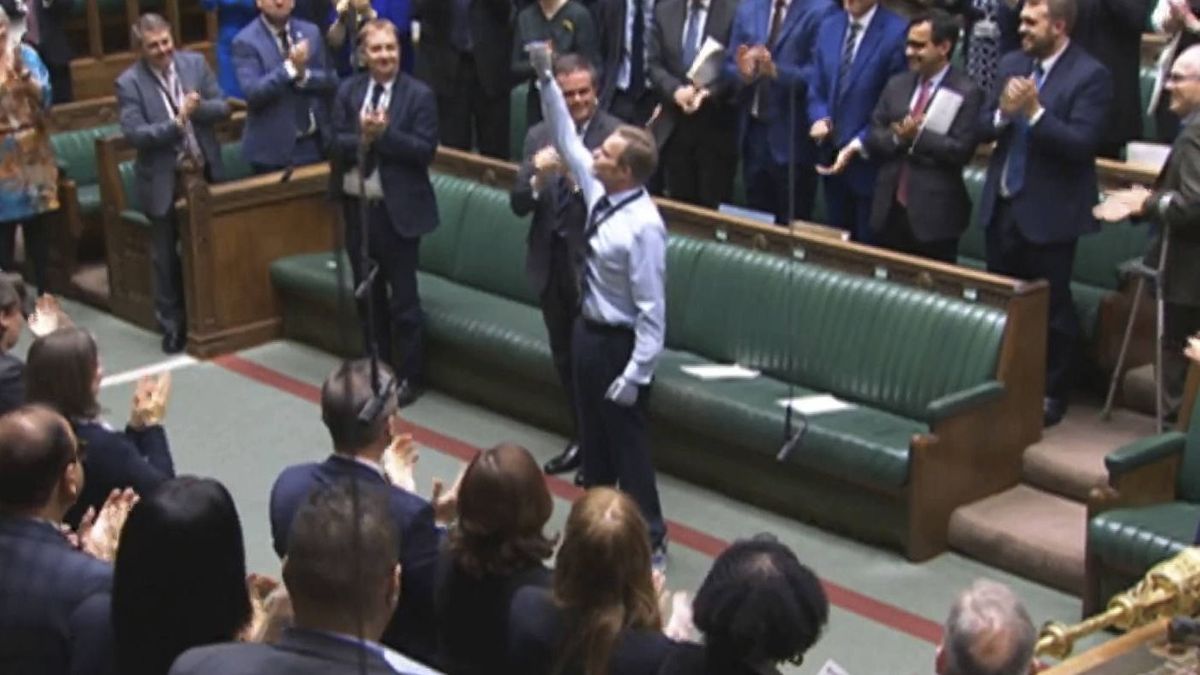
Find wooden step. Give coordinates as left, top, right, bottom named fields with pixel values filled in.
left=948, top=485, right=1086, bottom=595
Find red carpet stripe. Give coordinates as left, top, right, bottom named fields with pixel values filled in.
left=214, top=353, right=944, bottom=645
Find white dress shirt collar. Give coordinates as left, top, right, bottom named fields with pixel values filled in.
left=1037, top=38, right=1070, bottom=79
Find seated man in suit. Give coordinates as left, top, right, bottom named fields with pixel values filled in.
left=807, top=0, right=907, bottom=241
left=233, top=0, right=338, bottom=174
left=863, top=10, right=983, bottom=262
left=976, top=0, right=1111, bottom=427
left=0, top=405, right=114, bottom=675
left=331, top=17, right=437, bottom=406
left=510, top=54, right=621, bottom=482
left=269, top=359, right=454, bottom=664
left=172, top=483, right=437, bottom=675
left=116, top=13, right=230, bottom=355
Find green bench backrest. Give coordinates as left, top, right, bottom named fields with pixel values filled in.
left=453, top=181, right=539, bottom=306
left=51, top=124, right=121, bottom=186
left=221, top=142, right=253, bottom=181
left=117, top=160, right=139, bottom=211
left=114, top=141, right=248, bottom=214
left=674, top=241, right=1006, bottom=420
left=421, top=173, right=477, bottom=278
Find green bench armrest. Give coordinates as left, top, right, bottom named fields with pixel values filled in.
left=120, top=210, right=150, bottom=228
left=1105, top=431, right=1187, bottom=477
left=926, top=381, right=1005, bottom=424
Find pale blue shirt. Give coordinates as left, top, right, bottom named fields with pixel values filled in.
left=540, top=75, right=667, bottom=385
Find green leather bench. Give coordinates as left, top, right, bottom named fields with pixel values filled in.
left=1085, top=382, right=1200, bottom=615
left=52, top=123, right=121, bottom=217
left=272, top=172, right=1020, bottom=560
left=114, top=142, right=252, bottom=226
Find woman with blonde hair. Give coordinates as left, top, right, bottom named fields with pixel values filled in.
left=508, top=487, right=673, bottom=675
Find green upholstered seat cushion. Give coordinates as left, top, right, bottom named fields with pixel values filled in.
left=51, top=124, right=120, bottom=185
left=221, top=142, right=253, bottom=181
left=652, top=351, right=922, bottom=488
left=76, top=184, right=101, bottom=216
left=117, top=160, right=139, bottom=212
left=1089, top=502, right=1197, bottom=573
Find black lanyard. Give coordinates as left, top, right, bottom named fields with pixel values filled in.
left=587, top=189, right=644, bottom=235
left=150, top=67, right=181, bottom=116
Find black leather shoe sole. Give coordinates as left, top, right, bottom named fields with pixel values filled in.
left=161, top=332, right=185, bottom=354
left=544, top=444, right=581, bottom=474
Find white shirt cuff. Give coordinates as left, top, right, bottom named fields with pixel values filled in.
left=848, top=136, right=866, bottom=159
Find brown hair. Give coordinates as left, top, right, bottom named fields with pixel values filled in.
left=25, top=327, right=101, bottom=421
left=358, top=17, right=399, bottom=46
left=447, top=443, right=555, bottom=577
left=552, top=487, right=661, bottom=675
left=613, top=125, right=658, bottom=185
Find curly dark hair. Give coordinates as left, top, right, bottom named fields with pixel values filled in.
left=692, top=535, right=829, bottom=670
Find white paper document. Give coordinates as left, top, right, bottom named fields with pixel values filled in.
left=815, top=659, right=852, bottom=675
left=777, top=394, right=855, bottom=416
left=681, top=363, right=761, bottom=380
left=687, top=37, right=726, bottom=88
left=920, top=88, right=964, bottom=135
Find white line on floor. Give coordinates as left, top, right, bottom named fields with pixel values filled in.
left=100, top=355, right=198, bottom=388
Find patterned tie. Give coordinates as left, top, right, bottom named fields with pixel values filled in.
left=168, top=66, right=203, bottom=167
left=839, top=21, right=862, bottom=89
left=967, top=0, right=1000, bottom=94
left=682, top=0, right=703, bottom=70
left=897, top=78, right=934, bottom=206
left=1001, top=63, right=1045, bottom=197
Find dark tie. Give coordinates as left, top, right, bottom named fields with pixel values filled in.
left=897, top=78, right=934, bottom=206
left=630, top=0, right=646, bottom=96
left=369, top=82, right=385, bottom=111
left=839, top=21, right=862, bottom=88
left=574, top=195, right=612, bottom=301
left=682, top=0, right=703, bottom=69
left=587, top=196, right=612, bottom=237
left=278, top=26, right=291, bottom=54
left=1002, top=63, right=1045, bottom=197
left=766, top=0, right=786, bottom=48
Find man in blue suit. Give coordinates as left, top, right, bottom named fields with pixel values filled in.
left=331, top=18, right=438, bottom=405
left=0, top=405, right=114, bottom=675
left=269, top=359, right=455, bottom=665
left=806, top=0, right=906, bottom=240
left=233, top=0, right=338, bottom=174
left=977, top=0, right=1111, bottom=427
left=725, top=0, right=837, bottom=223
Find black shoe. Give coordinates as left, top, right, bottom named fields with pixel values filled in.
left=395, top=379, right=423, bottom=408
left=544, top=442, right=581, bottom=475
left=573, top=470, right=586, bottom=487
left=161, top=331, right=185, bottom=354
left=1043, top=397, right=1067, bottom=428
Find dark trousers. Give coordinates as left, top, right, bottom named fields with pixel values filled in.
left=148, top=210, right=186, bottom=335
left=249, top=136, right=325, bottom=175
left=743, top=119, right=816, bottom=224
left=822, top=173, right=873, bottom=242
left=1163, top=303, right=1200, bottom=420
left=572, top=318, right=666, bottom=547
left=985, top=199, right=1079, bottom=401
left=344, top=200, right=425, bottom=383
left=0, top=213, right=49, bottom=293
left=662, top=114, right=735, bottom=209
left=436, top=52, right=510, bottom=160
left=542, top=235, right=581, bottom=436
left=877, top=202, right=958, bottom=264
left=47, top=62, right=71, bottom=104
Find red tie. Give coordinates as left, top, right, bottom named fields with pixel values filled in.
left=897, top=79, right=933, bottom=207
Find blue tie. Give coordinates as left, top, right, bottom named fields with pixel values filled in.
left=1002, top=63, right=1045, bottom=197
left=682, top=1, right=702, bottom=69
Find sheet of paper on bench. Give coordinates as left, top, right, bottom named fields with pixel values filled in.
left=815, top=659, right=851, bottom=675
left=681, top=363, right=761, bottom=380
left=778, top=394, right=854, bottom=415
left=921, top=88, right=963, bottom=135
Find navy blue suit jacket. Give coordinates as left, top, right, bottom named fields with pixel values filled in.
left=232, top=16, right=338, bottom=168
left=64, top=422, right=174, bottom=528
left=977, top=43, right=1113, bottom=244
left=723, top=0, right=837, bottom=167
left=268, top=454, right=442, bottom=664
left=332, top=72, right=440, bottom=238
left=0, top=517, right=114, bottom=675
left=806, top=6, right=907, bottom=194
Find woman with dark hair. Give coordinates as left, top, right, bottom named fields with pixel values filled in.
left=435, top=442, right=556, bottom=673
left=112, top=476, right=254, bottom=675
left=25, top=327, right=175, bottom=526
left=658, top=535, right=829, bottom=675
left=508, top=487, right=672, bottom=675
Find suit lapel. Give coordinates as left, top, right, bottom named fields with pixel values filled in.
left=255, top=18, right=286, bottom=69
left=385, top=73, right=405, bottom=125
left=754, top=0, right=771, bottom=44
left=771, top=0, right=808, bottom=50
left=137, top=59, right=173, bottom=122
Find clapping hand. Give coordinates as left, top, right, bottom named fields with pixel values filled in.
left=532, top=146, right=564, bottom=177
left=77, top=488, right=139, bottom=562
left=891, top=114, right=923, bottom=143
left=999, top=76, right=1032, bottom=117
left=382, top=415, right=418, bottom=493
left=816, top=143, right=860, bottom=176
left=130, top=372, right=171, bottom=429
left=28, top=294, right=71, bottom=337
left=243, top=573, right=293, bottom=643
left=735, top=44, right=758, bottom=82
left=361, top=110, right=387, bottom=142
left=754, top=47, right=777, bottom=79
left=288, top=39, right=310, bottom=71
left=1093, top=185, right=1152, bottom=222
left=430, top=467, right=464, bottom=526
left=1186, top=334, right=1200, bottom=363
left=810, top=118, right=833, bottom=143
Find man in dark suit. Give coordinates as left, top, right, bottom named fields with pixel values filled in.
left=412, top=0, right=511, bottom=159
left=0, top=405, right=114, bottom=675
left=331, top=18, right=437, bottom=405
left=864, top=10, right=982, bottom=262
left=0, top=0, right=75, bottom=102
left=116, top=14, right=231, bottom=355
left=1070, top=0, right=1152, bottom=157
left=174, top=483, right=434, bottom=675
left=510, top=54, right=620, bottom=480
left=233, top=0, right=338, bottom=174
left=595, top=0, right=659, bottom=125
left=977, top=0, right=1112, bottom=426
left=725, top=0, right=837, bottom=223
left=1098, top=44, right=1200, bottom=421
left=269, top=359, right=453, bottom=664
left=647, top=0, right=737, bottom=207
left=808, top=0, right=908, bottom=240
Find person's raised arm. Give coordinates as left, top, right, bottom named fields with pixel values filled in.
left=535, top=51, right=603, bottom=208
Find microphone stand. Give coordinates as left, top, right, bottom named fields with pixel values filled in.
left=777, top=76, right=808, bottom=462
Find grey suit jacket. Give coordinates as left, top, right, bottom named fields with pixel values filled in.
left=115, top=51, right=231, bottom=218
left=510, top=110, right=622, bottom=295
left=1142, top=115, right=1200, bottom=307
left=169, top=627, right=436, bottom=675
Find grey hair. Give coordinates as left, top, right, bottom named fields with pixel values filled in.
left=943, top=580, right=1036, bottom=675
left=130, top=13, right=171, bottom=48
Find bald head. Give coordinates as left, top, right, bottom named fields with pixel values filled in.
left=0, top=405, right=79, bottom=516
left=1179, top=45, right=1200, bottom=73
left=940, top=580, right=1036, bottom=675
left=1167, top=46, right=1200, bottom=118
